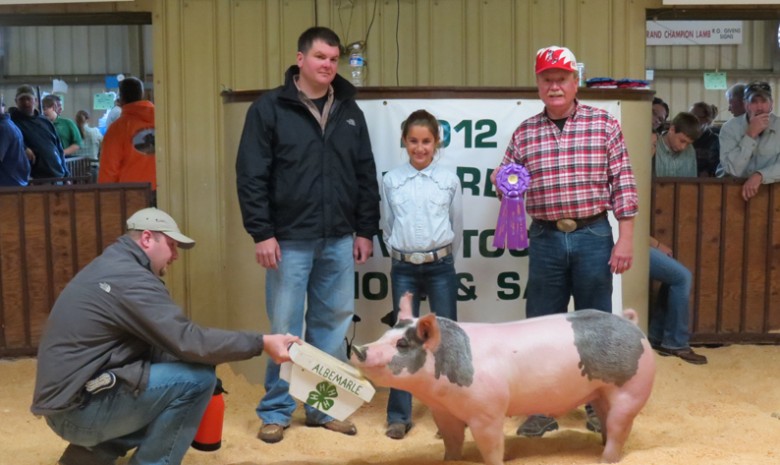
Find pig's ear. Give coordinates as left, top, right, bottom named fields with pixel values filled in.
left=398, top=292, right=414, bottom=321
left=417, top=314, right=441, bottom=352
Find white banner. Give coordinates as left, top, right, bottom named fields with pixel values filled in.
left=646, top=20, right=743, bottom=46
left=354, top=98, right=623, bottom=343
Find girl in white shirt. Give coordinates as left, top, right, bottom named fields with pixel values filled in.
left=380, top=109, right=463, bottom=440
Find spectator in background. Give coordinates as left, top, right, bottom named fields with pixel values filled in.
left=105, top=94, right=122, bottom=130
left=0, top=96, right=31, bottom=186
left=652, top=97, right=670, bottom=133
left=689, top=102, right=721, bottom=177
left=726, top=83, right=746, bottom=118
left=74, top=110, right=104, bottom=182
left=648, top=236, right=708, bottom=364
left=9, top=85, right=69, bottom=180
left=42, top=94, right=82, bottom=157
left=654, top=112, right=701, bottom=178
left=647, top=132, right=707, bottom=365
left=99, top=77, right=156, bottom=203
left=719, top=81, right=780, bottom=201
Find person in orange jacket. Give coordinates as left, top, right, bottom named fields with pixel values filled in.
left=98, top=77, right=156, bottom=203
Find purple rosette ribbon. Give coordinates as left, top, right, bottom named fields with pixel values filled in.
left=493, top=163, right=530, bottom=250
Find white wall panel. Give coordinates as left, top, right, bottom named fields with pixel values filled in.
left=647, top=20, right=778, bottom=122
left=3, top=24, right=151, bottom=124
left=5, top=24, right=148, bottom=76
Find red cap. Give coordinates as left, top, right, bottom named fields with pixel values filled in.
left=535, top=46, right=577, bottom=74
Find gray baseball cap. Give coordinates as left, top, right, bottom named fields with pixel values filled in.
left=744, top=81, right=772, bottom=102
left=126, top=207, right=195, bottom=249
left=15, top=85, right=35, bottom=99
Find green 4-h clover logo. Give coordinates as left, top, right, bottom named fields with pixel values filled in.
left=306, top=381, right=338, bottom=411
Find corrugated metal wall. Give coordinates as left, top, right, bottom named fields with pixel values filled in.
left=647, top=19, right=779, bottom=123
left=222, top=0, right=646, bottom=91
left=0, top=24, right=152, bottom=122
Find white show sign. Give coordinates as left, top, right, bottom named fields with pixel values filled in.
left=353, top=98, right=623, bottom=344
left=646, top=20, right=743, bottom=46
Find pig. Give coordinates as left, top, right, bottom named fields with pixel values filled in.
left=350, top=293, right=655, bottom=465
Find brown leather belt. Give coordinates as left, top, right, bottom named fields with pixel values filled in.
left=534, top=211, right=607, bottom=233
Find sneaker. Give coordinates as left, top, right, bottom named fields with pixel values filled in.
left=654, top=346, right=708, bottom=365
left=516, top=414, right=558, bottom=437
left=257, top=423, right=286, bottom=443
left=304, top=418, right=357, bottom=436
left=584, top=404, right=602, bottom=433
left=58, top=444, right=115, bottom=465
left=385, top=422, right=412, bottom=439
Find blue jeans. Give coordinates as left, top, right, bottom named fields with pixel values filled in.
left=386, top=254, right=458, bottom=425
left=258, top=235, right=355, bottom=426
left=525, top=218, right=614, bottom=317
left=649, top=247, right=692, bottom=349
left=45, top=362, right=216, bottom=465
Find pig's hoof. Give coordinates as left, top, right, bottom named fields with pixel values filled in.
left=517, top=415, right=559, bottom=437
left=386, top=422, right=412, bottom=439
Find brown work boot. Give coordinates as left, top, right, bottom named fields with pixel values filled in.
left=517, top=414, right=558, bottom=437
left=58, top=444, right=115, bottom=465
left=305, top=418, right=357, bottom=435
left=257, top=423, right=287, bottom=443
left=385, top=422, right=412, bottom=439
left=584, top=404, right=602, bottom=433
left=654, top=346, right=708, bottom=365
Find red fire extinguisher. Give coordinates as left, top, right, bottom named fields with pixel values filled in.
left=192, top=378, right=227, bottom=451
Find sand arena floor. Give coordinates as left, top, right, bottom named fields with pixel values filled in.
left=2, top=344, right=779, bottom=465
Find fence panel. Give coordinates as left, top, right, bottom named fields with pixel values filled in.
left=651, top=177, right=780, bottom=344
left=0, top=183, right=151, bottom=356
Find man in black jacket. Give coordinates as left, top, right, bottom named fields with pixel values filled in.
left=9, top=84, right=69, bottom=180
left=32, top=207, right=299, bottom=465
left=236, top=26, right=380, bottom=443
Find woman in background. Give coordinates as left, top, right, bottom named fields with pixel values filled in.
left=74, top=109, right=103, bottom=182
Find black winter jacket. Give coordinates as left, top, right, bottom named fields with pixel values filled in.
left=235, top=66, right=380, bottom=243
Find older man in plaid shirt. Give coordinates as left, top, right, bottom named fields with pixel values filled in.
left=493, top=45, right=638, bottom=438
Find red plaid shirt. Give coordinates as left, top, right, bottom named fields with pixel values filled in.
left=502, top=101, right=638, bottom=221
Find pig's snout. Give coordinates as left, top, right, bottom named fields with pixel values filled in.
left=351, top=345, right=367, bottom=362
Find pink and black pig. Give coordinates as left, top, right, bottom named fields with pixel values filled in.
left=350, top=293, right=655, bottom=465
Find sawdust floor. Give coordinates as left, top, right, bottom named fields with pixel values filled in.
left=2, top=344, right=779, bottom=465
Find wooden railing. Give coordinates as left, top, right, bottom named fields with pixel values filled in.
left=0, top=183, right=152, bottom=357
left=651, top=177, right=780, bottom=344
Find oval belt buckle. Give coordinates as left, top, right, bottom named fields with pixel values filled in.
left=410, top=252, right=426, bottom=264
left=556, top=219, right=577, bottom=233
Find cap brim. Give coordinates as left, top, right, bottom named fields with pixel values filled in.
left=16, top=93, right=35, bottom=99
left=747, top=90, right=772, bottom=101
left=536, top=64, right=576, bottom=74
left=162, top=231, right=196, bottom=249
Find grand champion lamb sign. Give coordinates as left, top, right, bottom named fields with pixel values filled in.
left=354, top=98, right=623, bottom=342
